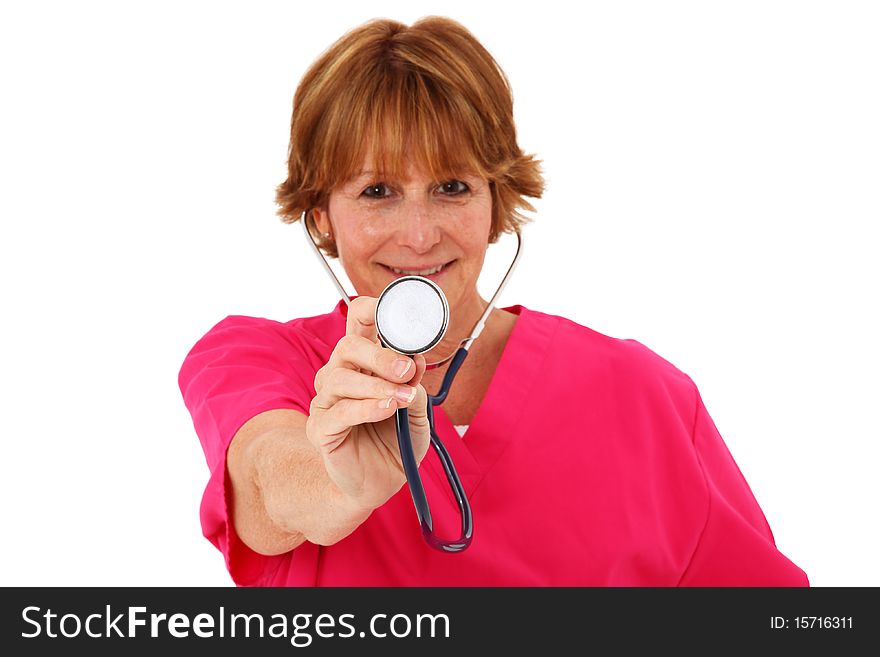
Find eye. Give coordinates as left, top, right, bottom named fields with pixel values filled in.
left=437, top=180, right=469, bottom=196
left=361, top=182, right=392, bottom=199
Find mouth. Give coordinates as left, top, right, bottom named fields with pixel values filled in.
left=379, top=260, right=456, bottom=280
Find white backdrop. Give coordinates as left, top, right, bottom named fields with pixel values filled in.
left=1, top=1, right=877, bottom=587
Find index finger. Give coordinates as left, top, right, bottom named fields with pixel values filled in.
left=346, top=296, right=379, bottom=343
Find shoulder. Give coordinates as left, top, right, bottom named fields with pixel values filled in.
left=186, top=306, right=345, bottom=358
left=178, top=306, right=346, bottom=390
left=519, top=306, right=698, bottom=405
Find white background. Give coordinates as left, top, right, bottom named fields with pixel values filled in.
left=1, top=1, right=877, bottom=587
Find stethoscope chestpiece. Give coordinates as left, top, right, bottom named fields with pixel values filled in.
left=375, top=276, right=449, bottom=355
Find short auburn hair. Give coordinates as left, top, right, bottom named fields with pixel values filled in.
left=275, top=16, right=544, bottom=257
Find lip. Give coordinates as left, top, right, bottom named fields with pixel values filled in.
left=379, top=259, right=456, bottom=281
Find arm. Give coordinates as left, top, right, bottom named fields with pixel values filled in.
left=227, top=408, right=373, bottom=554
left=678, top=389, right=808, bottom=586
left=223, top=297, right=429, bottom=556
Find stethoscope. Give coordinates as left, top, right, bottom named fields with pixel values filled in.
left=301, top=215, right=523, bottom=552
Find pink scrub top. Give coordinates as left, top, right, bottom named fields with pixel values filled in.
left=178, top=302, right=809, bottom=587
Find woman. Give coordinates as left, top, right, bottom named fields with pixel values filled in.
left=178, top=16, right=808, bottom=586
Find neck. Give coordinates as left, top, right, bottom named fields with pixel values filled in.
left=419, top=305, right=518, bottom=422
left=424, top=288, right=487, bottom=367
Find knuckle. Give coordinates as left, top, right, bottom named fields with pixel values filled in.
left=337, top=334, right=360, bottom=355
left=309, top=395, right=325, bottom=415
left=327, top=367, right=348, bottom=388
left=374, top=376, right=392, bottom=397
left=304, top=413, right=321, bottom=445
left=333, top=398, right=355, bottom=424
left=313, top=366, right=328, bottom=391
left=372, top=345, right=392, bottom=374
left=350, top=296, right=376, bottom=314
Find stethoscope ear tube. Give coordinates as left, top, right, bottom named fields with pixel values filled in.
left=395, top=348, right=474, bottom=553
left=300, top=213, right=521, bottom=553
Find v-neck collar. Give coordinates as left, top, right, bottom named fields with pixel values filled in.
left=423, top=305, right=558, bottom=501
left=334, top=300, right=559, bottom=501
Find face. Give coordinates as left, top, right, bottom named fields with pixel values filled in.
left=312, top=159, right=493, bottom=322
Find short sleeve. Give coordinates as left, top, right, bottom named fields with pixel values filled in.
left=678, top=390, right=809, bottom=586
left=178, top=315, right=319, bottom=586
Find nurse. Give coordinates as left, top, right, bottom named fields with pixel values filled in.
left=178, top=16, right=808, bottom=586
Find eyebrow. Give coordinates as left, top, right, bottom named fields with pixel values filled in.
left=345, top=170, right=381, bottom=184
left=350, top=170, right=477, bottom=180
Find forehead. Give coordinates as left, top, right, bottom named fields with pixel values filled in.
left=338, top=136, right=480, bottom=187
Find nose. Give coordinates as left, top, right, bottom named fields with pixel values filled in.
left=394, top=196, right=442, bottom=254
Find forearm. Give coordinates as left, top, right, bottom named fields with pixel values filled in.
left=227, top=410, right=373, bottom=555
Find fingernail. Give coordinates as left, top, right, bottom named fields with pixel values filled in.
left=392, top=359, right=412, bottom=379
left=394, top=386, right=416, bottom=404
left=379, top=397, right=393, bottom=409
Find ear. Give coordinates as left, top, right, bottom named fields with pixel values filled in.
left=311, top=207, right=332, bottom=237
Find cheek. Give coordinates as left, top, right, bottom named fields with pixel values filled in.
left=468, top=189, right=493, bottom=228
left=328, top=199, right=383, bottom=260
left=456, top=199, right=493, bottom=253
left=347, top=226, right=390, bottom=270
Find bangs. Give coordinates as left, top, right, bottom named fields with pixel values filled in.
left=314, top=65, right=490, bottom=190
left=276, top=17, right=544, bottom=258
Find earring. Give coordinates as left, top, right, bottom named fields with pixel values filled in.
left=322, top=232, right=331, bottom=239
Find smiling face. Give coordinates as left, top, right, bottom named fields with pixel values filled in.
left=311, top=160, right=493, bottom=323
left=277, top=17, right=545, bottom=330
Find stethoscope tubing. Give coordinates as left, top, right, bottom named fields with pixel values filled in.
left=300, top=212, right=522, bottom=552
left=395, top=346, right=472, bottom=552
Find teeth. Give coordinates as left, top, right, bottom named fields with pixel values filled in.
left=390, top=263, right=445, bottom=276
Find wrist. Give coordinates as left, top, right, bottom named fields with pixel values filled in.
left=329, top=478, right=379, bottom=521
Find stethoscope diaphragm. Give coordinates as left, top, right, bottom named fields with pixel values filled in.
left=375, top=276, right=449, bottom=355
